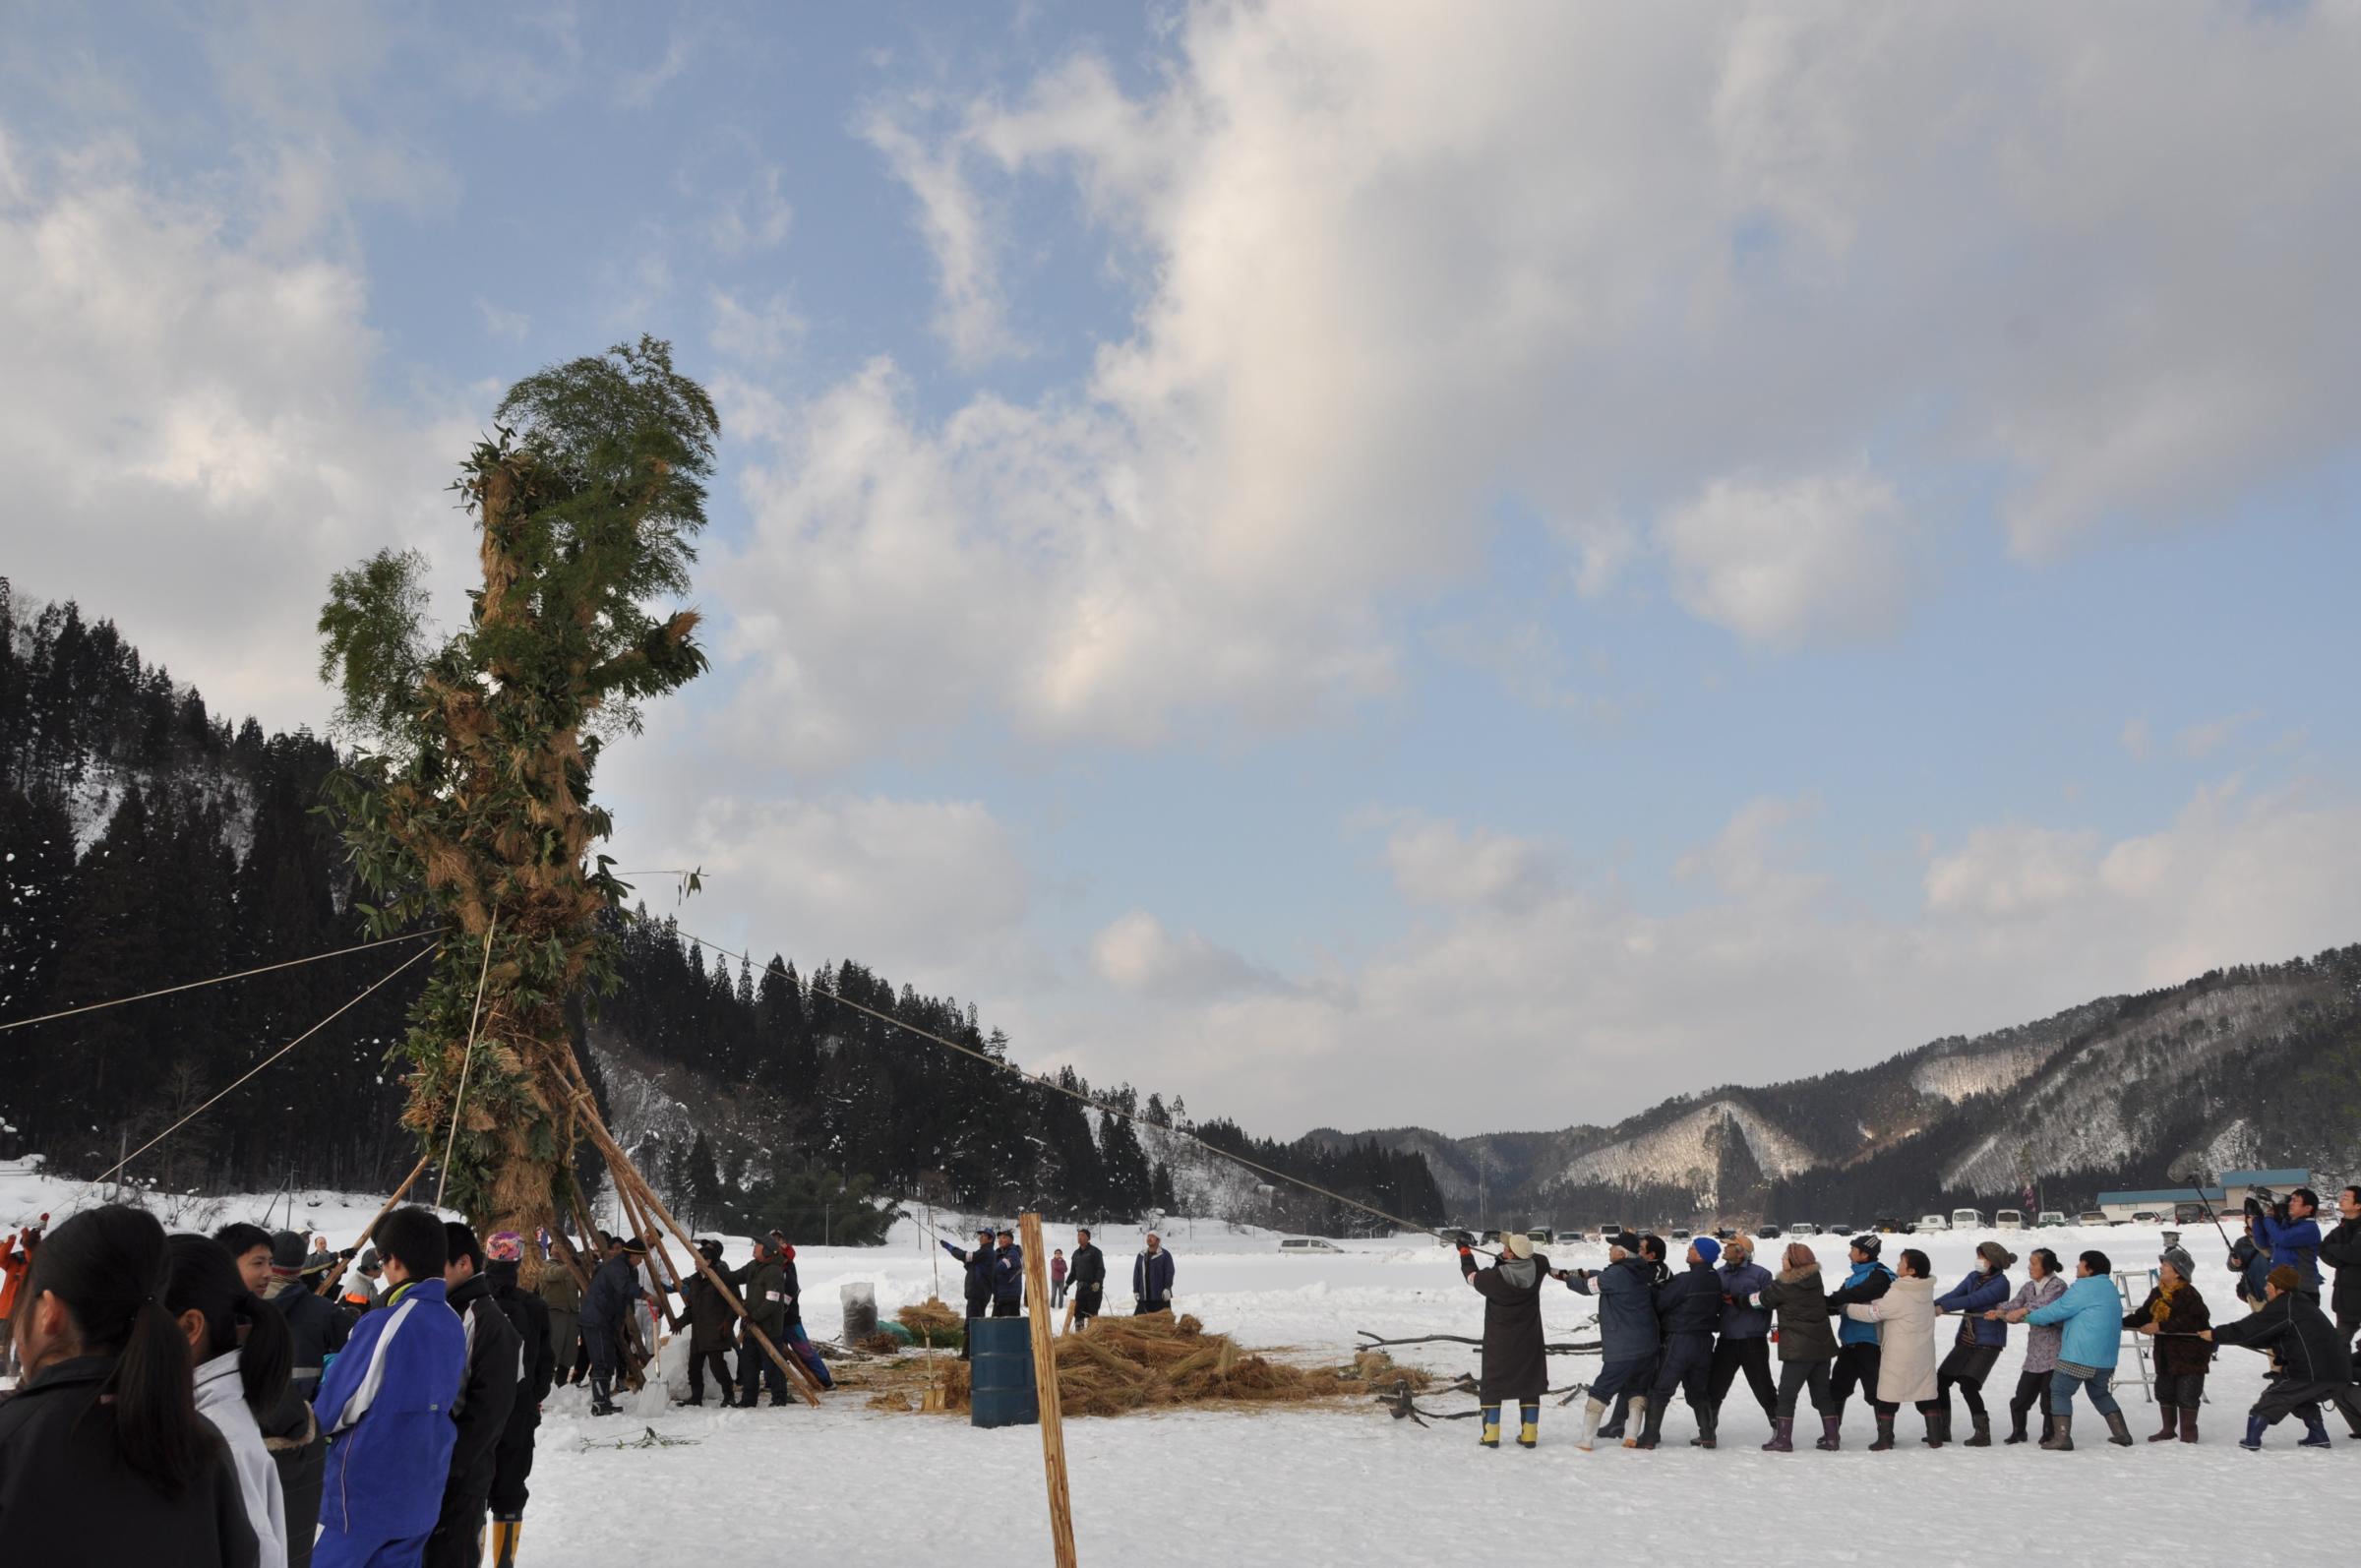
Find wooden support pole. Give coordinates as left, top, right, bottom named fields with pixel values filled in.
left=1019, top=1213, right=1079, bottom=1568
left=564, top=1077, right=821, bottom=1407
left=318, top=1153, right=431, bottom=1297
left=615, top=1175, right=684, bottom=1334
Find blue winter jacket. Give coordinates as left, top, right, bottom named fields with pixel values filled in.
left=1655, top=1261, right=1723, bottom=1337
left=940, top=1241, right=998, bottom=1305
left=995, top=1242, right=1025, bottom=1307
left=1133, top=1247, right=1176, bottom=1303
left=2024, top=1274, right=2122, bottom=1370
left=1829, top=1261, right=1894, bottom=1348
left=578, top=1253, right=643, bottom=1331
left=2252, top=1213, right=2323, bottom=1290
left=313, top=1277, right=465, bottom=1539
left=1717, top=1259, right=1773, bottom=1339
left=1569, top=1256, right=1661, bottom=1359
left=1934, top=1269, right=2012, bottom=1348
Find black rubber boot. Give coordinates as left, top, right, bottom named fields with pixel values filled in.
left=2103, top=1410, right=2135, bottom=1447
left=1868, top=1415, right=1896, bottom=1452
left=2040, top=1413, right=2073, bottom=1451
left=1965, top=1413, right=1992, bottom=1447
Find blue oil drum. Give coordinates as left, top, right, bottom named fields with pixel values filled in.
left=968, top=1315, right=1038, bottom=1428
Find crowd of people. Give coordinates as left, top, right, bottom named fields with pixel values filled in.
left=938, top=1225, right=1177, bottom=1355
left=1458, top=1182, right=2361, bottom=1455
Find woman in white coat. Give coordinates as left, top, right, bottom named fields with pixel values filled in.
left=169, top=1235, right=292, bottom=1568
left=1845, top=1246, right=1940, bottom=1452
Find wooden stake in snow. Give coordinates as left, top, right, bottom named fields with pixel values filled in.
left=1020, top=1213, right=1079, bottom=1568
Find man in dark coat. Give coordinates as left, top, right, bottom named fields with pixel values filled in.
left=483, top=1233, right=553, bottom=1568
left=669, top=1238, right=738, bottom=1406
left=576, top=1235, right=643, bottom=1417
left=1707, top=1235, right=1777, bottom=1440
left=1561, top=1230, right=1661, bottom=1450
left=724, top=1236, right=792, bottom=1406
left=2202, top=1264, right=2359, bottom=1447
left=1823, top=1234, right=1894, bottom=1444
left=1458, top=1232, right=1550, bottom=1448
left=2321, top=1185, right=2361, bottom=1342
left=426, top=1223, right=521, bottom=1568
left=1067, top=1228, right=1107, bottom=1328
left=994, top=1228, right=1026, bottom=1315
left=259, top=1230, right=345, bottom=1568
left=767, top=1234, right=833, bottom=1391
left=1635, top=1236, right=1725, bottom=1450
left=1132, top=1233, right=1176, bottom=1314
left=940, top=1227, right=999, bottom=1353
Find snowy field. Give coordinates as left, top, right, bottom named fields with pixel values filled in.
left=6, top=1163, right=2353, bottom=1567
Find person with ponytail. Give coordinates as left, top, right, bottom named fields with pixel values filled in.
left=0, top=1204, right=258, bottom=1566
left=172, top=1233, right=293, bottom=1568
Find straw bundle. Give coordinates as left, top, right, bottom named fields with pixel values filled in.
left=896, top=1297, right=967, bottom=1349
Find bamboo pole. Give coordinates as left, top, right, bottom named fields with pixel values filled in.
left=562, top=1075, right=820, bottom=1407
left=318, top=1153, right=431, bottom=1297
left=1019, top=1213, right=1079, bottom=1568
left=616, top=1176, right=684, bottom=1334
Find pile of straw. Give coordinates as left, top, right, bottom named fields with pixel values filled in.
left=934, top=1312, right=1427, bottom=1418
left=896, top=1298, right=966, bottom=1350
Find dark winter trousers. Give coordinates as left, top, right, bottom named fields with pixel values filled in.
left=1935, top=1343, right=2001, bottom=1421
left=1071, top=1284, right=1103, bottom=1327
left=2006, top=1368, right=2049, bottom=1433
left=688, top=1345, right=734, bottom=1404
left=992, top=1297, right=1023, bottom=1317
left=1775, top=1357, right=1833, bottom=1417
left=487, top=1413, right=539, bottom=1517
left=960, top=1295, right=990, bottom=1358
left=1649, top=1333, right=1715, bottom=1413
left=423, top=1484, right=491, bottom=1568
left=545, top=1309, right=579, bottom=1383
left=1709, top=1337, right=1778, bottom=1423
left=737, top=1334, right=788, bottom=1403
left=2251, top=1376, right=2341, bottom=1425
left=1828, top=1342, right=1882, bottom=1418
left=2151, top=1369, right=2206, bottom=1410
left=1589, top=1353, right=1653, bottom=1419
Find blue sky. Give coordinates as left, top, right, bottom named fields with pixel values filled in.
left=6, top=2, right=2359, bottom=1136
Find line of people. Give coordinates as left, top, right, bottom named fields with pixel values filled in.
left=938, top=1225, right=1176, bottom=1356
left=1456, top=1186, right=2361, bottom=1455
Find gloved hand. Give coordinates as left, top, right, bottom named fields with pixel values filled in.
left=2244, top=1195, right=2265, bottom=1219
left=1451, top=1230, right=1475, bottom=1248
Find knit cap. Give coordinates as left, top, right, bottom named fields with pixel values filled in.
left=1976, top=1240, right=2019, bottom=1271
left=270, top=1230, right=309, bottom=1272
left=1503, top=1232, right=1534, bottom=1260
left=1690, top=1236, right=1722, bottom=1266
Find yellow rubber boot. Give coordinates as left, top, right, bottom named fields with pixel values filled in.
left=1519, top=1402, right=1539, bottom=1448
left=489, top=1516, right=522, bottom=1568
left=1480, top=1404, right=1501, bottom=1447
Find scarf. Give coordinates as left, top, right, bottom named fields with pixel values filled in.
left=2149, top=1276, right=2181, bottom=1326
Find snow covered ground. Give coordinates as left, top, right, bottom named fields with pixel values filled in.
left=6, top=1165, right=2353, bottom=1566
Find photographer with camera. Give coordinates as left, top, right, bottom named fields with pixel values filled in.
left=2246, top=1185, right=2324, bottom=1297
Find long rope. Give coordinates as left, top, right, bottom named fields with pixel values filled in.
left=94, top=940, right=443, bottom=1186
left=0, top=928, right=444, bottom=1035
left=661, top=923, right=1467, bottom=1251
left=433, top=915, right=501, bottom=1209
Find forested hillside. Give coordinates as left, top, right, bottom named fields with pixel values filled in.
left=0, top=586, right=1443, bottom=1235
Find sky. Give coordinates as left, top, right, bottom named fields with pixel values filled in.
left=5, top=1, right=2360, bottom=1140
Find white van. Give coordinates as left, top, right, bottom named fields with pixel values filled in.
left=1995, top=1209, right=2026, bottom=1230
left=1279, top=1237, right=1342, bottom=1254
left=1951, top=1208, right=1982, bottom=1229
left=1917, top=1213, right=1950, bottom=1232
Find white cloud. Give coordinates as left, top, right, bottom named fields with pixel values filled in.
left=1367, top=811, right=1562, bottom=913
left=2177, top=708, right=2261, bottom=760
left=1657, top=467, right=1913, bottom=646
left=1673, top=795, right=1823, bottom=903
left=1091, top=911, right=1279, bottom=1000
left=861, top=106, right=1016, bottom=365
left=618, top=32, right=693, bottom=110
left=0, top=131, right=474, bottom=723
left=2121, top=716, right=2152, bottom=761
left=1923, top=825, right=2100, bottom=918
left=476, top=298, right=529, bottom=341
left=708, top=288, right=806, bottom=362
left=709, top=164, right=793, bottom=258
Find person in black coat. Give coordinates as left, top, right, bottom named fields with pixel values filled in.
left=993, top=1228, right=1026, bottom=1316
left=2201, top=1264, right=2360, bottom=1448
left=249, top=1229, right=342, bottom=1568
left=2322, top=1184, right=2361, bottom=1342
left=940, top=1227, right=999, bottom=1352
left=425, top=1224, right=520, bottom=1568
left=666, top=1238, right=738, bottom=1406
left=1457, top=1232, right=1550, bottom=1448
left=1560, top=1231, right=1662, bottom=1449
left=0, top=1205, right=259, bottom=1568
left=483, top=1235, right=553, bottom=1568
left=1634, top=1236, right=1725, bottom=1450
left=1823, top=1235, right=1895, bottom=1441
left=577, top=1236, right=643, bottom=1415
left=1067, top=1229, right=1107, bottom=1328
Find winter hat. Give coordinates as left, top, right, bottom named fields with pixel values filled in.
left=1976, top=1241, right=2019, bottom=1272
left=487, top=1232, right=524, bottom=1263
left=1849, top=1234, right=1882, bottom=1259
left=2267, top=1264, right=2300, bottom=1294
left=270, top=1230, right=309, bottom=1272
left=1690, top=1236, right=1722, bottom=1266
left=1503, top=1232, right=1534, bottom=1259
left=357, top=1246, right=381, bottom=1273
left=698, top=1238, right=724, bottom=1265
left=624, top=1236, right=648, bottom=1257
left=2157, top=1247, right=2195, bottom=1283
left=1722, top=1234, right=1753, bottom=1261
left=978, top=1227, right=997, bottom=1240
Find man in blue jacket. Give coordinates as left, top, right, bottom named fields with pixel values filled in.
left=1634, top=1236, right=1724, bottom=1450
left=1560, top=1231, right=1659, bottom=1451
left=1133, top=1233, right=1176, bottom=1314
left=313, top=1206, right=466, bottom=1568
left=1707, top=1236, right=1776, bottom=1442
left=993, top=1228, right=1025, bottom=1316
left=577, top=1236, right=645, bottom=1416
left=2247, top=1187, right=2324, bottom=1297
left=1822, top=1235, right=1894, bottom=1448
left=940, top=1227, right=999, bottom=1354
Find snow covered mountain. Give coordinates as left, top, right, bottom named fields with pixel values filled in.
left=1318, top=948, right=2361, bottom=1224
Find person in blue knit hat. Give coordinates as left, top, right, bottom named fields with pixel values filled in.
left=1632, top=1236, right=1723, bottom=1449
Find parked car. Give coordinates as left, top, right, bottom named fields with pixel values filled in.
left=1789, top=1222, right=1819, bottom=1236
left=1669, top=1228, right=1693, bottom=1242
left=2131, top=1211, right=2162, bottom=1224
left=1756, top=1224, right=1784, bottom=1239
left=2036, top=1211, right=2068, bottom=1228
left=1481, top=1230, right=1502, bottom=1246
left=1827, top=1223, right=1855, bottom=1238
left=1525, top=1229, right=1553, bottom=1247
left=1279, top=1237, right=1343, bottom=1254
left=2077, top=1211, right=2111, bottom=1227
left=1995, top=1209, right=2026, bottom=1230
left=1560, top=1229, right=1589, bottom=1244
left=1918, top=1213, right=1950, bottom=1232
left=1951, top=1207, right=1983, bottom=1229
